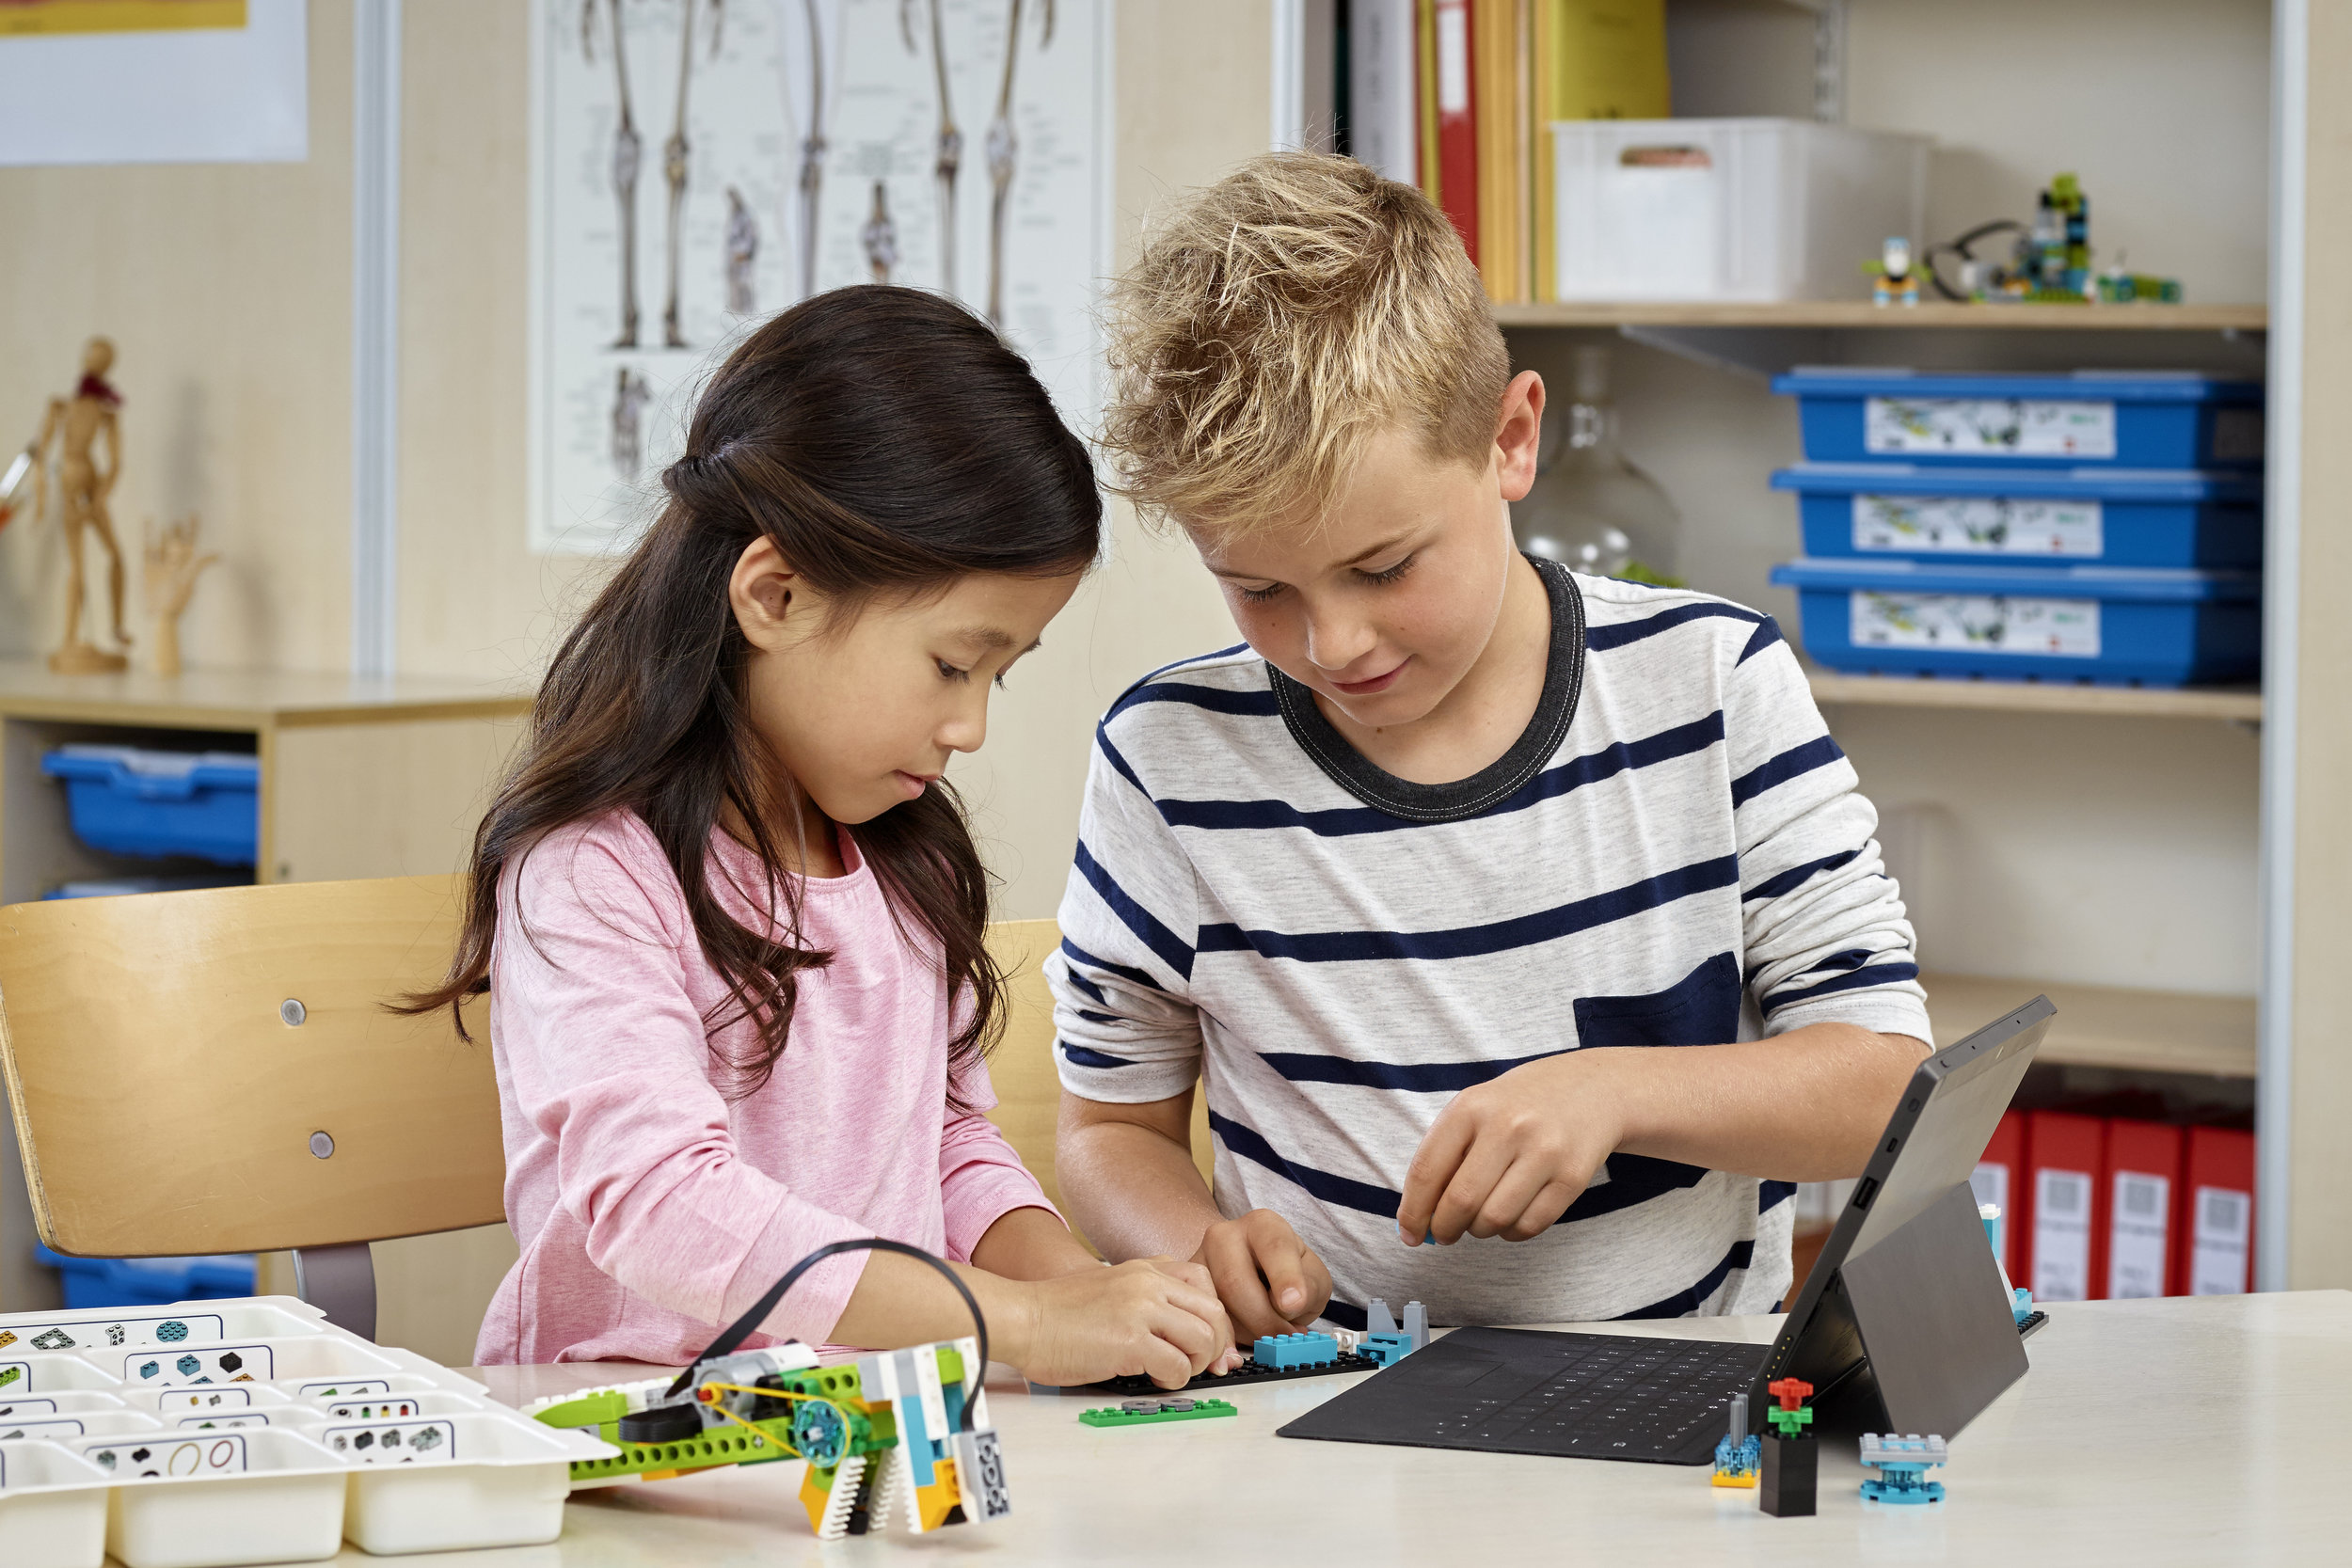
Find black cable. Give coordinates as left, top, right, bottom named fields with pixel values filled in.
left=666, top=1237, right=988, bottom=1432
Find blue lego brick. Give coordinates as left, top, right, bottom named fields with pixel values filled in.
left=1860, top=1475, right=1947, bottom=1505
left=1360, top=1332, right=1414, bottom=1369
left=1252, top=1332, right=1340, bottom=1370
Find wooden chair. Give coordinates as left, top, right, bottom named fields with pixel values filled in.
left=982, top=918, right=1213, bottom=1242
left=0, top=876, right=501, bottom=1340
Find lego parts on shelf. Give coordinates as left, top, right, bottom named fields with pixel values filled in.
left=1860, top=1433, right=1949, bottom=1504
left=1078, top=1397, right=1236, bottom=1429
left=526, top=1338, right=1009, bottom=1541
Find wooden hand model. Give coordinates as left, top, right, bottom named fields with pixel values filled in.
left=141, top=515, right=218, bottom=678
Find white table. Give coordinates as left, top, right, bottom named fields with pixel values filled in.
left=406, top=1291, right=2346, bottom=1566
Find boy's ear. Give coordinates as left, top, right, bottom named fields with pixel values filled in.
left=729, top=535, right=802, bottom=648
left=1496, top=371, right=1546, bottom=503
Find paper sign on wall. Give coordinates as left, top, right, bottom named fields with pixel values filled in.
left=0, top=0, right=306, bottom=166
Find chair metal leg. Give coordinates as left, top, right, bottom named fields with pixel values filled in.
left=292, top=1243, right=378, bottom=1342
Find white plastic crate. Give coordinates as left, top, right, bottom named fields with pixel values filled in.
left=66, top=1427, right=351, bottom=1568
left=1550, top=117, right=1929, bottom=301
left=0, top=1439, right=115, bottom=1568
left=333, top=1411, right=588, bottom=1555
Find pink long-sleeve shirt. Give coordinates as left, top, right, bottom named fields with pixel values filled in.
left=474, top=809, right=1055, bottom=1366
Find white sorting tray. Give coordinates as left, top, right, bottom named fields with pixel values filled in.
left=65, top=1426, right=351, bottom=1568
left=0, top=1298, right=329, bottom=1354
left=1, top=1352, right=139, bottom=1393
left=0, top=1389, right=129, bottom=1419
left=87, top=1334, right=404, bottom=1390
left=0, top=1438, right=114, bottom=1568
left=330, top=1410, right=605, bottom=1556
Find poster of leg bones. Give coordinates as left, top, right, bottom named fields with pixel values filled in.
left=530, top=0, right=1110, bottom=555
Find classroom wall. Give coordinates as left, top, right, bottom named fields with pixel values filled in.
left=0, top=4, right=355, bottom=673
left=2286, top=0, right=2352, bottom=1291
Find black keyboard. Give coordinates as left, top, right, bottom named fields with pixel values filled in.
left=1278, top=1327, right=1770, bottom=1465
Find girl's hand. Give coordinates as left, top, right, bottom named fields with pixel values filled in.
left=1002, top=1258, right=1237, bottom=1389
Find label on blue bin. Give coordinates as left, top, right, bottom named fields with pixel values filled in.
left=1853, top=495, right=2104, bottom=556
left=1851, top=592, right=2101, bottom=657
left=1865, top=397, right=2117, bottom=459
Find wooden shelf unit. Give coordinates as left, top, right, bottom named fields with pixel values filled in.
left=1492, top=301, right=2269, bottom=332
left=1807, top=672, right=2263, bottom=722
left=1921, top=971, right=2254, bottom=1079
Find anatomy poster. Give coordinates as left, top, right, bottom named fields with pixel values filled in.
left=529, top=0, right=1111, bottom=555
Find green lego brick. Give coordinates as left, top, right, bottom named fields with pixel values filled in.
left=565, top=1415, right=801, bottom=1483
left=1078, top=1399, right=1237, bottom=1428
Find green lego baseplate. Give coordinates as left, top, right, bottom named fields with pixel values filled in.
left=531, top=1349, right=970, bottom=1484
left=1078, top=1398, right=1237, bottom=1428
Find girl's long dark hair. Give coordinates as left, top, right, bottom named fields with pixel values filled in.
left=403, top=287, right=1101, bottom=1101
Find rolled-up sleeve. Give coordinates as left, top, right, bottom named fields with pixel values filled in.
left=1724, top=626, right=1932, bottom=1044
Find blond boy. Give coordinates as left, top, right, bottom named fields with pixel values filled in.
left=1051, top=153, right=1930, bottom=1341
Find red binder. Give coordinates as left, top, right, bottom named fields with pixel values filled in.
left=2102, top=1120, right=2183, bottom=1299
left=2178, top=1126, right=2255, bottom=1295
left=1970, top=1109, right=2026, bottom=1279
left=1430, top=0, right=1479, bottom=261
left=2024, top=1111, right=2106, bottom=1302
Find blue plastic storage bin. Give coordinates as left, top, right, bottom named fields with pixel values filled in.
left=1772, top=463, right=2264, bottom=569
left=1772, top=369, right=2265, bottom=469
left=40, top=746, right=260, bottom=865
left=1769, top=558, right=2261, bottom=686
left=32, top=1244, right=257, bottom=1310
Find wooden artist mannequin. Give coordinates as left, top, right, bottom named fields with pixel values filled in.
left=28, top=338, right=132, bottom=673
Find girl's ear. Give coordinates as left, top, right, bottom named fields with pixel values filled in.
left=729, top=535, right=802, bottom=649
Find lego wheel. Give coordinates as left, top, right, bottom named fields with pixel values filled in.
left=792, top=1400, right=849, bottom=1468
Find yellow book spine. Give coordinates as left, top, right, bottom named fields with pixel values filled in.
left=1526, top=0, right=1551, bottom=304
left=1472, top=0, right=1518, bottom=303
left=1418, top=0, right=1443, bottom=209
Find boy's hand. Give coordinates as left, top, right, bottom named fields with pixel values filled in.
left=1395, top=1053, right=1625, bottom=1245
left=1009, top=1257, right=1236, bottom=1390
left=1191, top=1209, right=1333, bottom=1342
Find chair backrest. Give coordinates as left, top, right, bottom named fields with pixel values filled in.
left=983, top=919, right=1212, bottom=1234
left=0, top=876, right=502, bottom=1259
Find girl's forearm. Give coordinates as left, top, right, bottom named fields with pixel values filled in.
left=822, top=1249, right=1041, bottom=1369
left=968, top=1204, right=1104, bottom=1280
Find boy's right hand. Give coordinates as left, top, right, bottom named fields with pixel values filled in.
left=1192, top=1209, right=1333, bottom=1343
left=1010, top=1258, right=1235, bottom=1390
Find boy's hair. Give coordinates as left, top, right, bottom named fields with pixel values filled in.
left=1100, top=150, right=1511, bottom=536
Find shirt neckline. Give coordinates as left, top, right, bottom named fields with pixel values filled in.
left=1268, top=556, right=1586, bottom=824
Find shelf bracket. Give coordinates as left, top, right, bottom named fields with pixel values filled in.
left=1616, top=324, right=1837, bottom=380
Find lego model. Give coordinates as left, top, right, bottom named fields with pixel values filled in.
left=1922, top=174, right=2180, bottom=307
left=1711, top=1392, right=1760, bottom=1488
left=1758, top=1376, right=1816, bottom=1518
left=1077, top=1397, right=1236, bottom=1428
left=1869, top=236, right=1920, bottom=308
left=527, top=1239, right=1009, bottom=1541
left=1255, top=1332, right=1342, bottom=1370
left=1860, top=1433, right=1949, bottom=1504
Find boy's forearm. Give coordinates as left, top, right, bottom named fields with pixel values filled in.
left=1056, top=1108, right=1226, bottom=1264
left=967, top=1204, right=1102, bottom=1281
left=1600, top=1022, right=1930, bottom=1181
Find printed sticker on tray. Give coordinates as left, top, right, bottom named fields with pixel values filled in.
left=1851, top=592, right=2101, bottom=657
left=124, top=1343, right=273, bottom=1387
left=0, top=1397, right=59, bottom=1418
left=179, top=1412, right=275, bottom=1430
left=158, top=1387, right=253, bottom=1412
left=0, top=1315, right=223, bottom=1354
left=323, top=1418, right=457, bottom=1464
left=1864, top=397, right=2119, bottom=459
left=325, top=1397, right=421, bottom=1420
left=294, top=1378, right=389, bottom=1400
left=0, top=1362, right=28, bottom=1393
left=0, top=1414, right=86, bottom=1439
left=80, top=1433, right=246, bottom=1480
left=1852, top=495, right=2104, bottom=557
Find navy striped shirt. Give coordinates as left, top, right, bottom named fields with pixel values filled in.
left=1050, top=566, right=1930, bottom=1327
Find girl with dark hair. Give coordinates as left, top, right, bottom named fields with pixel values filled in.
left=408, top=287, right=1235, bottom=1386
